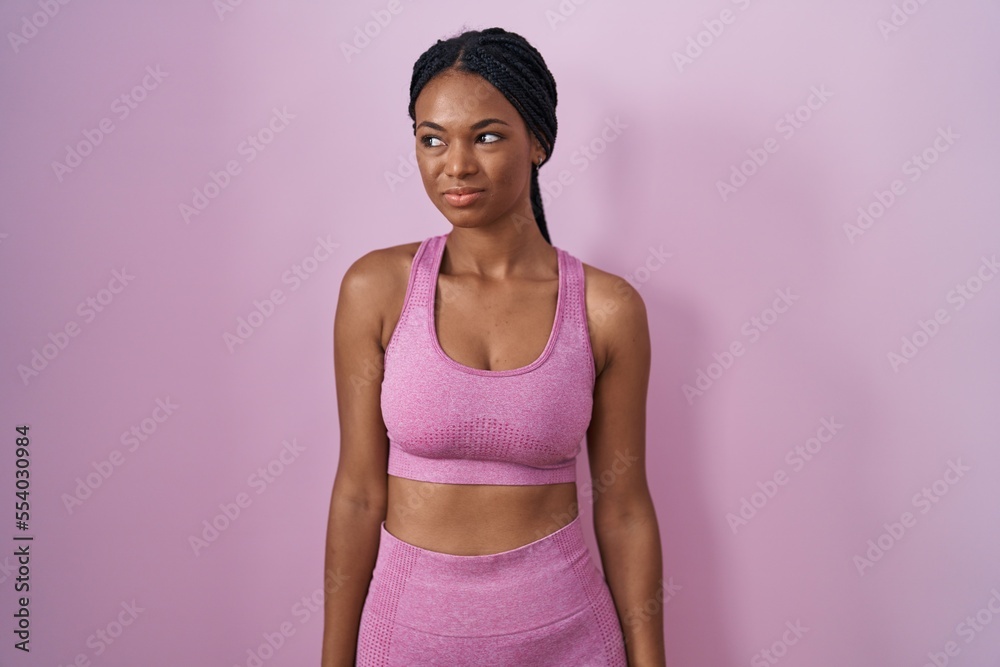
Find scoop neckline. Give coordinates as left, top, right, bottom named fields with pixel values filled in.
left=426, top=233, right=564, bottom=377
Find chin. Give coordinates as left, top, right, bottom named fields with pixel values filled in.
left=438, top=207, right=489, bottom=227
left=444, top=217, right=487, bottom=230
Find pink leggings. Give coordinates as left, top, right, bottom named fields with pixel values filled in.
left=356, top=515, right=627, bottom=666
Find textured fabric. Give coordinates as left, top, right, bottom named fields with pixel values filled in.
left=381, top=232, right=596, bottom=485
left=356, top=515, right=627, bottom=666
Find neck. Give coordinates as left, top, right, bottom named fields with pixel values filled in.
left=443, top=222, right=554, bottom=281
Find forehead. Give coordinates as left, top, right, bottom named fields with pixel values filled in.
left=414, top=70, right=520, bottom=126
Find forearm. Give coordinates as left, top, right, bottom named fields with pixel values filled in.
left=595, top=503, right=667, bottom=667
left=320, top=500, right=385, bottom=667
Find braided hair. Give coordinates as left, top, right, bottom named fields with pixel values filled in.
left=408, top=27, right=558, bottom=245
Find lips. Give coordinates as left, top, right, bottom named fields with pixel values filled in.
left=443, top=187, right=484, bottom=195
left=443, top=187, right=484, bottom=207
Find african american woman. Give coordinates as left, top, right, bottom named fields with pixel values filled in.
left=322, top=26, right=666, bottom=667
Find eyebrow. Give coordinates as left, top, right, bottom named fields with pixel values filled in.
left=416, top=118, right=511, bottom=132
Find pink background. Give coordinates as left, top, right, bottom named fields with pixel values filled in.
left=2, top=1, right=999, bottom=665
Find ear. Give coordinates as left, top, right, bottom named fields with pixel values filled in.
left=530, top=134, right=546, bottom=164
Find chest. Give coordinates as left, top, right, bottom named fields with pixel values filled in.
left=433, top=274, right=559, bottom=373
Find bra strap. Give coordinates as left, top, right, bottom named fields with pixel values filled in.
left=397, top=235, right=437, bottom=328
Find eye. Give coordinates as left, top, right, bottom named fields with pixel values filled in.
left=419, top=133, right=502, bottom=148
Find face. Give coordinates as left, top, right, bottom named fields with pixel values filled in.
left=413, top=69, right=545, bottom=232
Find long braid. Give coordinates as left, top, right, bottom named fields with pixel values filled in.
left=408, top=27, right=558, bottom=245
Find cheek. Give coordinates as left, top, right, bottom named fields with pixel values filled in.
left=494, top=162, right=526, bottom=191
left=416, top=156, right=436, bottom=187
left=490, top=154, right=522, bottom=183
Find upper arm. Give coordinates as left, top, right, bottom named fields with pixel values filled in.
left=583, top=269, right=653, bottom=526
left=330, top=249, right=397, bottom=514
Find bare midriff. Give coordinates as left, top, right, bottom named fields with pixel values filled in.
left=385, top=475, right=579, bottom=556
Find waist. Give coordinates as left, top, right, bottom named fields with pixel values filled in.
left=385, top=475, right=579, bottom=556
left=368, top=513, right=596, bottom=638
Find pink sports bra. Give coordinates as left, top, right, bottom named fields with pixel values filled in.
left=380, top=232, right=596, bottom=485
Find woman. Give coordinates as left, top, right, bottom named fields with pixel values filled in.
left=322, top=27, right=665, bottom=666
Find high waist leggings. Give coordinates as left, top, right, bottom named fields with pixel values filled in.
left=356, top=515, right=627, bottom=666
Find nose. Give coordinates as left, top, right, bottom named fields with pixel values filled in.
left=443, top=141, right=478, bottom=179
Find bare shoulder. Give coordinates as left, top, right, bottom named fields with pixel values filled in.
left=337, top=240, right=423, bottom=348
left=580, top=260, right=650, bottom=377
left=339, top=240, right=421, bottom=304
